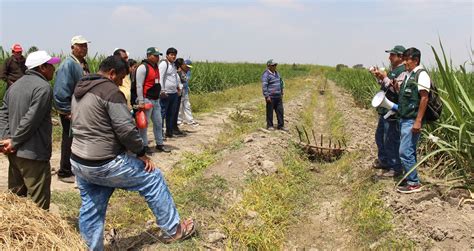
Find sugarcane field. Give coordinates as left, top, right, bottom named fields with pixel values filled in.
left=0, top=0, right=473, bottom=250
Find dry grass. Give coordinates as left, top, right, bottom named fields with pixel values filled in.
left=0, top=192, right=85, bottom=250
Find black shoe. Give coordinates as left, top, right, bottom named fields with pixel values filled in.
left=145, top=146, right=154, bottom=154
left=58, top=175, right=75, bottom=183
left=155, top=145, right=171, bottom=153
left=173, top=129, right=185, bottom=136
left=165, top=132, right=173, bottom=138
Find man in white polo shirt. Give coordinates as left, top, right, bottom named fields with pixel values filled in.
left=396, top=47, right=430, bottom=194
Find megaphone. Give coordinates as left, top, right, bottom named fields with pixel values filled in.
left=371, top=91, right=398, bottom=119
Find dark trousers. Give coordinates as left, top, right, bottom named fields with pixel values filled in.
left=160, top=93, right=178, bottom=135
left=266, top=97, right=284, bottom=128
left=58, top=114, right=73, bottom=177
left=8, top=154, right=51, bottom=210
left=172, top=95, right=182, bottom=130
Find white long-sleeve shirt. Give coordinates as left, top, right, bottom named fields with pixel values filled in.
left=159, top=60, right=179, bottom=94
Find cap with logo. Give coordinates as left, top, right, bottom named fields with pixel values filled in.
left=385, top=45, right=406, bottom=54
left=25, top=51, right=61, bottom=69
left=146, top=47, right=163, bottom=56
left=71, top=35, right=91, bottom=45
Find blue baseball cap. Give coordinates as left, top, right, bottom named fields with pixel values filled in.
left=184, top=59, right=193, bottom=68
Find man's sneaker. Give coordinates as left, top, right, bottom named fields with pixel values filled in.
left=266, top=126, right=275, bottom=131
left=396, top=184, right=422, bottom=194
left=156, top=145, right=171, bottom=153
left=372, top=159, right=387, bottom=169
left=58, top=175, right=75, bottom=184
left=188, top=121, right=199, bottom=126
left=277, top=127, right=289, bottom=132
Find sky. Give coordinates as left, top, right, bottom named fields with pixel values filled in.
left=0, top=0, right=473, bottom=68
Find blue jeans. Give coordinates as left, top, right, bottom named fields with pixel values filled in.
left=139, top=98, right=163, bottom=146
left=399, top=119, right=421, bottom=185
left=71, top=153, right=180, bottom=251
left=375, top=115, right=402, bottom=172
left=375, top=115, right=389, bottom=166
left=160, top=93, right=178, bottom=135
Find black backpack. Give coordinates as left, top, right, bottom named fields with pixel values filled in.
left=130, top=60, right=163, bottom=104
left=415, top=69, right=443, bottom=122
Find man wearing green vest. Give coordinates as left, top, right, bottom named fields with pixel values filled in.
left=396, top=47, right=430, bottom=194
left=371, top=45, right=406, bottom=178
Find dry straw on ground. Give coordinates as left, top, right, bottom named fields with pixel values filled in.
left=0, top=192, right=85, bottom=250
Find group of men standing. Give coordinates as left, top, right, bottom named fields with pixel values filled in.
left=0, top=36, right=197, bottom=249
left=0, top=37, right=432, bottom=248
left=371, top=45, right=431, bottom=194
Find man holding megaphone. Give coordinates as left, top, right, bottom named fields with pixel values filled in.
left=369, top=45, right=407, bottom=178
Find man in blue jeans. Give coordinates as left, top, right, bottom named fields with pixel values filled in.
left=159, top=47, right=182, bottom=138
left=396, top=47, right=430, bottom=194
left=135, top=47, right=170, bottom=153
left=371, top=45, right=406, bottom=177
left=70, top=56, right=195, bottom=250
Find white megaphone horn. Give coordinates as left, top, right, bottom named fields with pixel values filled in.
left=371, top=91, right=399, bottom=119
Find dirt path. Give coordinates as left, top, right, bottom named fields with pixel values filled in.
left=0, top=114, right=220, bottom=190
left=284, top=80, right=378, bottom=249
left=0, top=107, right=244, bottom=192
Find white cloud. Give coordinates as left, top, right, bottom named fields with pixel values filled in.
left=111, top=5, right=154, bottom=23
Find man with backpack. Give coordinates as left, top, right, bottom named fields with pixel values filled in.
left=159, top=47, right=183, bottom=138
left=135, top=47, right=170, bottom=153
left=396, top=47, right=431, bottom=194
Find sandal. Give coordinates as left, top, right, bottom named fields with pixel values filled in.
left=160, top=218, right=196, bottom=244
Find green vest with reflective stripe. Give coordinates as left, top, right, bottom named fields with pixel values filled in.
left=399, top=70, right=421, bottom=119
left=377, top=64, right=405, bottom=115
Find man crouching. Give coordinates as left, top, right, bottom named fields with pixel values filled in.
left=70, top=56, right=195, bottom=250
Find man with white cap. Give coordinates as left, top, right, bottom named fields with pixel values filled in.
left=0, top=43, right=27, bottom=88
left=0, top=51, right=61, bottom=210
left=53, top=35, right=91, bottom=183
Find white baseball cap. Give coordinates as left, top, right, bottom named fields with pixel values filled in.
left=25, top=51, right=61, bottom=69
left=71, top=35, right=90, bottom=45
